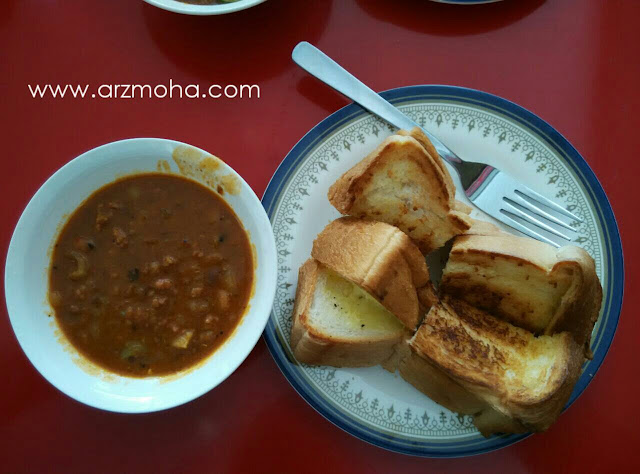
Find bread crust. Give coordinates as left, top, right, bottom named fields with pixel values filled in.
left=290, top=259, right=406, bottom=367
left=408, top=298, right=584, bottom=433
left=311, top=217, right=432, bottom=330
left=441, top=233, right=602, bottom=355
left=462, top=217, right=504, bottom=236
left=289, top=127, right=600, bottom=436
left=397, top=127, right=456, bottom=201
left=548, top=245, right=602, bottom=357
left=327, top=129, right=471, bottom=253
left=395, top=338, right=528, bottom=437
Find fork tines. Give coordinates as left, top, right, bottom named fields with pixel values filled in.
left=499, top=187, right=581, bottom=248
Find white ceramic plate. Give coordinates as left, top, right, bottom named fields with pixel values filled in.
left=5, top=138, right=277, bottom=413
left=262, top=85, right=623, bottom=456
left=143, top=0, right=267, bottom=16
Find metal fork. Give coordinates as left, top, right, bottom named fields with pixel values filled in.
left=292, top=42, right=582, bottom=248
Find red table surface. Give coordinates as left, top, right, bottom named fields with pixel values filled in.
left=1, top=0, right=638, bottom=472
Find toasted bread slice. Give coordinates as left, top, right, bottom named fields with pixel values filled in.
left=394, top=339, right=487, bottom=414
left=440, top=233, right=602, bottom=354
left=311, top=217, right=436, bottom=331
left=396, top=340, right=527, bottom=436
left=290, top=259, right=407, bottom=367
left=328, top=128, right=472, bottom=253
left=463, top=217, right=504, bottom=236
left=406, top=298, right=583, bottom=434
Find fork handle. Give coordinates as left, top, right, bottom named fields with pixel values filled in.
left=292, top=41, right=461, bottom=165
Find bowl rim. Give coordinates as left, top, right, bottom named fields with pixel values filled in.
left=4, top=137, right=277, bottom=413
left=142, top=0, right=267, bottom=16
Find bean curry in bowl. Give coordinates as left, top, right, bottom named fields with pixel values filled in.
left=49, top=173, right=253, bottom=377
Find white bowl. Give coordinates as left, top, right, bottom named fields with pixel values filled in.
left=4, top=138, right=277, bottom=413
left=143, top=0, right=267, bottom=15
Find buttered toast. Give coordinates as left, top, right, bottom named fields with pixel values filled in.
left=291, top=217, right=437, bottom=367
left=328, top=128, right=472, bottom=253
left=440, top=233, right=602, bottom=354
left=290, top=259, right=408, bottom=367
left=402, top=298, right=584, bottom=435
left=288, top=127, right=603, bottom=438
left=312, top=217, right=436, bottom=331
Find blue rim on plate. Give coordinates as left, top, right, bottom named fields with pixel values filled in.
left=261, top=85, right=623, bottom=457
